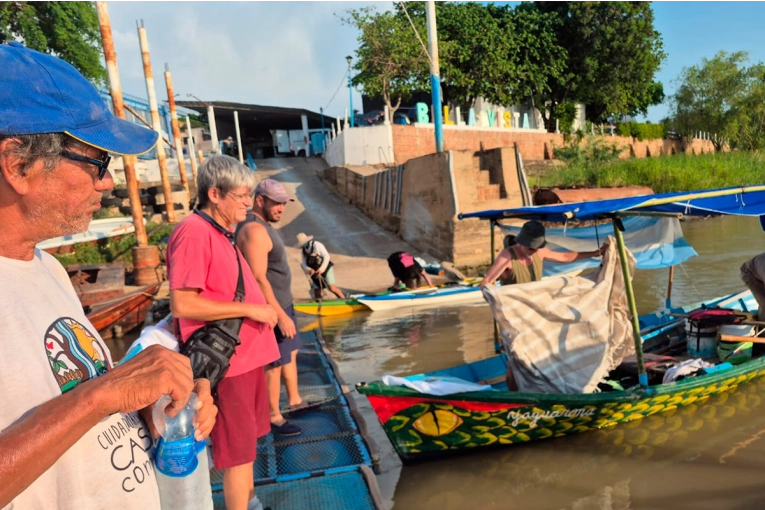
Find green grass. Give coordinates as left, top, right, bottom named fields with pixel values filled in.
left=53, top=222, right=176, bottom=267
left=537, top=151, right=765, bottom=194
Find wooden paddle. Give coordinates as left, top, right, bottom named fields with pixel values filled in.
left=719, top=334, right=765, bottom=344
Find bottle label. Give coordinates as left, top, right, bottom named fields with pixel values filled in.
left=155, top=436, right=199, bottom=477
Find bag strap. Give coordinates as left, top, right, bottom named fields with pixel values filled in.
left=194, top=209, right=245, bottom=302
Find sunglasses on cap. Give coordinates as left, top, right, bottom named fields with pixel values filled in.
left=60, top=150, right=111, bottom=181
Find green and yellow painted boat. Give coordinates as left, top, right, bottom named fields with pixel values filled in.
left=294, top=298, right=368, bottom=317
left=358, top=290, right=763, bottom=462
left=358, top=185, right=765, bottom=462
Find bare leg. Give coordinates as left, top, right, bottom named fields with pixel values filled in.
left=742, top=271, right=765, bottom=321
left=282, top=349, right=302, bottom=406
left=328, top=284, right=346, bottom=299
left=265, top=365, right=285, bottom=424
left=223, top=464, right=254, bottom=510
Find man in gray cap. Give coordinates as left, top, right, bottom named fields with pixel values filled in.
left=237, top=178, right=308, bottom=437
left=480, top=220, right=606, bottom=288
left=0, top=42, right=215, bottom=508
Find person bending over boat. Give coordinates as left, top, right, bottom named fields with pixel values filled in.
left=480, top=220, right=606, bottom=288
left=0, top=42, right=216, bottom=509
left=387, top=251, right=435, bottom=290
left=741, top=253, right=765, bottom=320
left=298, top=233, right=346, bottom=301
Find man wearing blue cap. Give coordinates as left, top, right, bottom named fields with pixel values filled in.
left=0, top=42, right=216, bottom=509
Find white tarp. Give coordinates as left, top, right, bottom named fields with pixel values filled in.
left=483, top=236, right=635, bottom=394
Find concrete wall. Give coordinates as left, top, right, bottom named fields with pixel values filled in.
left=323, top=124, right=395, bottom=167
left=321, top=148, right=526, bottom=268
left=391, top=124, right=718, bottom=165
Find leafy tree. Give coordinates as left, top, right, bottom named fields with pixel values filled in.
left=671, top=51, right=750, bottom=151
left=342, top=6, right=428, bottom=116
left=535, top=2, right=666, bottom=129
left=0, top=1, right=105, bottom=83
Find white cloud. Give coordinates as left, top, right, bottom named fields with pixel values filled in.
left=105, top=1, right=392, bottom=117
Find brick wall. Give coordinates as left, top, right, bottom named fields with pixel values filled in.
left=392, top=125, right=717, bottom=164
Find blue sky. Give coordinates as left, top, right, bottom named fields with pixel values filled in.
left=646, top=1, right=765, bottom=122
left=105, top=2, right=765, bottom=123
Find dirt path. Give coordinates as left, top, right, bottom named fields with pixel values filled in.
left=253, top=158, right=439, bottom=301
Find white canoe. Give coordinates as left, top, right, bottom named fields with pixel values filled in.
left=37, top=217, right=141, bottom=252
left=355, top=285, right=484, bottom=312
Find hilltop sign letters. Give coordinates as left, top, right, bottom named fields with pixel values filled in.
left=415, top=102, right=533, bottom=130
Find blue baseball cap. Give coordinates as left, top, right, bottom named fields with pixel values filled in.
left=0, top=42, right=158, bottom=156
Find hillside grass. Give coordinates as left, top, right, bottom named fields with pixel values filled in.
left=537, top=150, right=765, bottom=194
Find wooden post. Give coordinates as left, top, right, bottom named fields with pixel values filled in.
left=137, top=20, right=175, bottom=222
left=163, top=63, right=189, bottom=202
left=97, top=2, right=148, bottom=247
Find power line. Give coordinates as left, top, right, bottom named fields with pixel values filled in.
left=324, top=69, right=349, bottom=112
left=398, top=1, right=432, bottom=66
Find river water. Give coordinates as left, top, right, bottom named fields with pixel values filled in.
left=295, top=215, right=765, bottom=510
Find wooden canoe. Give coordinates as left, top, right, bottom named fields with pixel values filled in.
left=87, top=282, right=160, bottom=339
left=357, top=291, right=764, bottom=463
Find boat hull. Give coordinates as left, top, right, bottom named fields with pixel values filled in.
left=359, top=358, right=765, bottom=462
left=293, top=299, right=368, bottom=316
left=356, top=286, right=483, bottom=312
left=87, top=283, right=160, bottom=339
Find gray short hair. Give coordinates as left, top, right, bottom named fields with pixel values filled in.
left=0, top=133, right=89, bottom=174
left=196, top=154, right=257, bottom=208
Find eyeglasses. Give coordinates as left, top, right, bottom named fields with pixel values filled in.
left=225, top=190, right=252, bottom=202
left=60, top=150, right=111, bottom=181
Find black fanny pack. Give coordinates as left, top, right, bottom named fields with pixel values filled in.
left=178, top=210, right=246, bottom=390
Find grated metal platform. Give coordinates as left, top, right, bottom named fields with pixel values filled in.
left=209, top=330, right=384, bottom=509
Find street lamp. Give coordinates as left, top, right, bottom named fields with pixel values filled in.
left=346, top=55, right=354, bottom=128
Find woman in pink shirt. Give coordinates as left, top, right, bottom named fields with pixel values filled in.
left=167, top=155, right=278, bottom=510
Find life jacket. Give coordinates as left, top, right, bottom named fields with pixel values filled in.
left=687, top=308, right=739, bottom=329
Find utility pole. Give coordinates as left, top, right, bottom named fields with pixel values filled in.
left=137, top=20, right=175, bottom=222
left=164, top=63, right=189, bottom=202
left=96, top=2, right=148, bottom=247
left=426, top=1, right=444, bottom=152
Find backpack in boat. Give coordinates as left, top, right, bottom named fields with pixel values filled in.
left=303, top=240, right=333, bottom=272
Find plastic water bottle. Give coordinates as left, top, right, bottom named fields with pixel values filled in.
left=153, top=394, right=213, bottom=510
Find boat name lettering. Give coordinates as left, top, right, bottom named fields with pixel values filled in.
left=507, top=407, right=595, bottom=428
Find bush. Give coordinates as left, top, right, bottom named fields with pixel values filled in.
left=616, top=122, right=666, bottom=141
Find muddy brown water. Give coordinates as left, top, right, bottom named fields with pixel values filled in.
left=110, top=215, right=765, bottom=509
left=299, top=215, right=765, bottom=509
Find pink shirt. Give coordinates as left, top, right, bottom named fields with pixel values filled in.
left=166, top=213, right=279, bottom=377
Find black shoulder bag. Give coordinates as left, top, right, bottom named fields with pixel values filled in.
left=178, top=210, right=246, bottom=390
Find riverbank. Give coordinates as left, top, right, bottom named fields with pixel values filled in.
left=536, top=150, right=765, bottom=193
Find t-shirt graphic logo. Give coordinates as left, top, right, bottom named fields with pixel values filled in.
left=45, top=317, right=111, bottom=393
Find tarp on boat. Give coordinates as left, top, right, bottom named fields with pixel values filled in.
left=499, top=216, right=697, bottom=276
left=459, top=185, right=765, bottom=223
left=483, top=236, right=636, bottom=394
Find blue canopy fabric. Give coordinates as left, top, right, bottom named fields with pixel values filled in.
left=458, top=185, right=765, bottom=223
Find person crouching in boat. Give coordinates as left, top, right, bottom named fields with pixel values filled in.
left=740, top=253, right=765, bottom=321
left=479, top=220, right=605, bottom=391
left=480, top=220, right=605, bottom=288
left=387, top=251, right=435, bottom=290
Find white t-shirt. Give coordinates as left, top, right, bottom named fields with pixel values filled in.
left=0, top=250, right=160, bottom=510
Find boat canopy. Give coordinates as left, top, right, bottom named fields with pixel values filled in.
left=458, top=185, right=765, bottom=223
